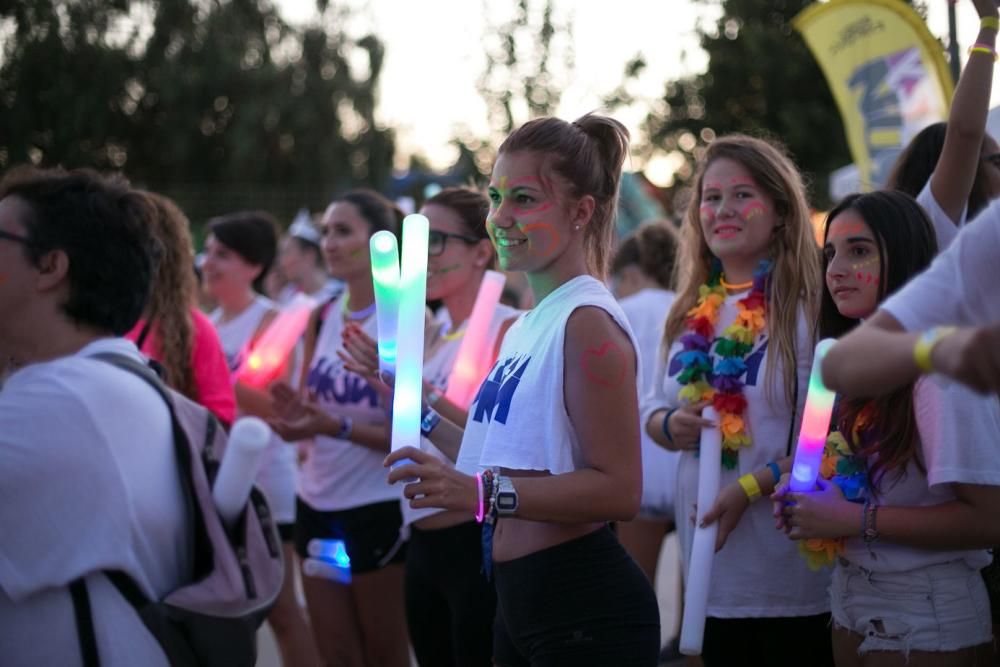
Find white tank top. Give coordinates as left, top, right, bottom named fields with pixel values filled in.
left=298, top=291, right=402, bottom=511
left=407, top=302, right=521, bottom=523
left=210, top=296, right=298, bottom=524
left=457, top=275, right=639, bottom=474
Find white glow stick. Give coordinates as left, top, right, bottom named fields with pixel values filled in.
left=444, top=270, right=506, bottom=409
left=212, top=417, right=270, bottom=528
left=390, top=214, right=429, bottom=454
left=680, top=406, right=722, bottom=656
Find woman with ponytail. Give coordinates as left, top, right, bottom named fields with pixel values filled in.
left=385, top=113, right=661, bottom=666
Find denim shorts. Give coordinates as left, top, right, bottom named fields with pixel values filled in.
left=831, top=558, right=993, bottom=655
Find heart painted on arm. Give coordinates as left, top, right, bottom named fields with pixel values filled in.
left=580, top=341, right=627, bottom=388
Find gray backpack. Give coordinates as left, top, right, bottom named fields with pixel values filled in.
left=70, top=353, right=284, bottom=666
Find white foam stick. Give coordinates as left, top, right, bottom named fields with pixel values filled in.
left=302, top=557, right=352, bottom=584
left=212, top=416, right=270, bottom=528
left=680, top=406, right=722, bottom=656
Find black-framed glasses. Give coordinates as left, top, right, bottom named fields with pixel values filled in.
left=0, top=229, right=32, bottom=246
left=428, top=229, right=481, bottom=257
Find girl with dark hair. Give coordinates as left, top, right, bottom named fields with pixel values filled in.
left=642, top=134, right=831, bottom=666
left=124, top=193, right=235, bottom=426
left=886, top=0, right=1000, bottom=249
left=269, top=189, right=411, bottom=667
left=775, top=190, right=1000, bottom=664
left=203, top=210, right=321, bottom=667
left=384, top=113, right=661, bottom=666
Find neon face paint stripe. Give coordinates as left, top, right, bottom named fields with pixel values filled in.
left=741, top=201, right=765, bottom=221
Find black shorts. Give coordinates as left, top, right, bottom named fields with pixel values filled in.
left=493, top=525, right=660, bottom=666
left=294, top=497, right=407, bottom=575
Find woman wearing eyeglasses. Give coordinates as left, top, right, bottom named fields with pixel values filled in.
left=338, top=187, right=520, bottom=666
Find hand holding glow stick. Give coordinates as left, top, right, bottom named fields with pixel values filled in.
left=443, top=270, right=506, bottom=409
left=235, top=293, right=317, bottom=388
left=680, top=406, right=722, bottom=656
left=213, top=416, right=270, bottom=528
left=390, top=215, right=430, bottom=455
left=788, top=339, right=837, bottom=493
left=370, top=231, right=401, bottom=376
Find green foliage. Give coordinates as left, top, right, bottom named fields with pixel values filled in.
left=638, top=0, right=920, bottom=208
left=0, top=0, right=394, bottom=225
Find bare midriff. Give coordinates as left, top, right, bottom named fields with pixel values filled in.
left=413, top=508, right=472, bottom=531
left=492, top=468, right=602, bottom=563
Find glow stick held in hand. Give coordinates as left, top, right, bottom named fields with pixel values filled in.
left=370, top=231, right=401, bottom=376
left=444, top=270, right=506, bottom=409
left=789, top=339, right=837, bottom=493
left=212, top=416, right=270, bottom=528
left=680, top=406, right=722, bottom=656
left=390, top=214, right=430, bottom=455
left=235, top=293, right=317, bottom=388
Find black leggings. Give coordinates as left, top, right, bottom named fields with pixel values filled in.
left=493, top=526, right=660, bottom=667
left=404, top=521, right=496, bottom=667
left=702, top=614, right=834, bottom=667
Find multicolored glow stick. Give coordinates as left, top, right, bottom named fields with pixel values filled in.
left=390, top=215, right=430, bottom=454
left=234, top=293, right=317, bottom=388
left=789, top=339, right=837, bottom=493
left=443, top=270, right=507, bottom=409
left=370, top=231, right=401, bottom=375
left=680, top=406, right=721, bottom=656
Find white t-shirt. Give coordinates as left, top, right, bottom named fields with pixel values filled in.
left=643, top=295, right=830, bottom=618
left=0, top=338, right=190, bottom=666
left=619, top=288, right=680, bottom=517
left=458, top=275, right=640, bottom=475
left=916, top=179, right=967, bottom=252
left=882, top=198, right=1000, bottom=330
left=841, top=375, right=1000, bottom=572
left=407, top=302, right=520, bottom=523
left=298, top=292, right=402, bottom=511
left=212, top=296, right=297, bottom=524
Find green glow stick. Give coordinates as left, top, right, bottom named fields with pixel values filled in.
left=369, top=231, right=400, bottom=375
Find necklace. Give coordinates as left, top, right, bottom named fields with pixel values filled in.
left=719, top=276, right=754, bottom=291
left=340, top=294, right=376, bottom=321
left=441, top=324, right=465, bottom=342
left=677, top=259, right=771, bottom=469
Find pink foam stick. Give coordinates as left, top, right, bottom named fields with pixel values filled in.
left=443, top=271, right=507, bottom=409
left=235, top=294, right=317, bottom=388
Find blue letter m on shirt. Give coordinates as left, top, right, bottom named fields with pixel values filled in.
left=471, top=355, right=531, bottom=425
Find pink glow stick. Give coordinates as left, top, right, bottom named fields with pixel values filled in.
left=443, top=270, right=506, bottom=409
left=789, top=339, right=836, bottom=492
left=235, top=294, right=317, bottom=388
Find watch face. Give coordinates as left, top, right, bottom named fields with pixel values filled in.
left=497, top=494, right=516, bottom=511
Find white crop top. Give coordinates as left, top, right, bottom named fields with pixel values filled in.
left=457, top=275, right=639, bottom=475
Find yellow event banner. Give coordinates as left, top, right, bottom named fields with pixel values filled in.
left=794, top=0, right=954, bottom=190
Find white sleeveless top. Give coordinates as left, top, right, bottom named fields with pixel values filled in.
left=299, top=291, right=402, bottom=511
left=211, top=296, right=298, bottom=524
left=457, top=275, right=639, bottom=475
left=407, top=302, right=521, bottom=523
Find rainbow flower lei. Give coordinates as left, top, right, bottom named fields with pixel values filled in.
left=677, top=259, right=771, bottom=469
left=798, top=403, right=871, bottom=570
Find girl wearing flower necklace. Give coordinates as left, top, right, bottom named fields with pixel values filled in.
left=774, top=190, right=1000, bottom=665
left=641, top=135, right=831, bottom=666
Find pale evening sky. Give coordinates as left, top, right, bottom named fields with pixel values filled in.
left=278, top=0, right=1000, bottom=181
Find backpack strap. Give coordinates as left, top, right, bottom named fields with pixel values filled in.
left=70, top=578, right=100, bottom=667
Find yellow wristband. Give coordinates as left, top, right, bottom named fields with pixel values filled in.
left=970, top=45, right=1000, bottom=61
left=981, top=16, right=1000, bottom=31
left=913, top=326, right=956, bottom=373
left=737, top=473, right=762, bottom=502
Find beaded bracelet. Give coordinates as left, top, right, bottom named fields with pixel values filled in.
left=969, top=43, right=999, bottom=61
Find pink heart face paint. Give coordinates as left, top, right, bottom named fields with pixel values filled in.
left=580, top=340, right=627, bottom=388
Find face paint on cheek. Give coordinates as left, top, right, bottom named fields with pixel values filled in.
left=741, top=202, right=765, bottom=222
left=580, top=340, right=627, bottom=388
left=699, top=204, right=716, bottom=226
left=434, top=264, right=462, bottom=275
left=522, top=222, right=560, bottom=257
